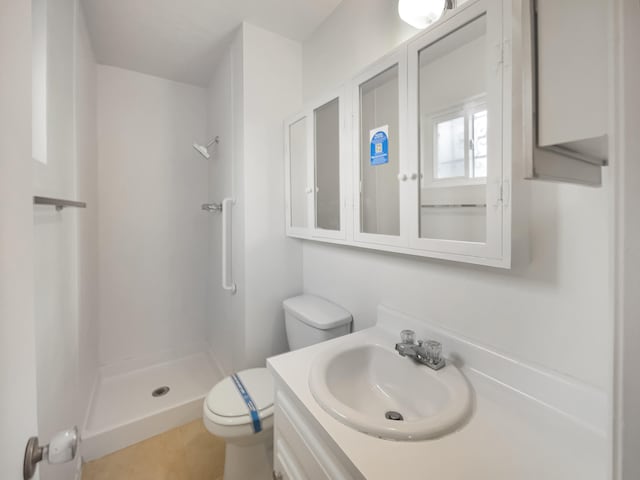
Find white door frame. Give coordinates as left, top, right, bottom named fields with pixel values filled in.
left=0, top=1, right=40, bottom=479
left=612, top=0, right=640, bottom=479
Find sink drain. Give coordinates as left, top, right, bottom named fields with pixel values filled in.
left=151, top=386, right=170, bottom=398
left=385, top=410, right=404, bottom=421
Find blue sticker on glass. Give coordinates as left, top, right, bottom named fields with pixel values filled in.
left=370, top=125, right=389, bottom=166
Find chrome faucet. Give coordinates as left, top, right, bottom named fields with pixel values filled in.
left=395, top=330, right=445, bottom=370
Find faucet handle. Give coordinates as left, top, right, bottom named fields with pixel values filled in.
left=425, top=340, right=443, bottom=365
left=400, top=330, right=415, bottom=344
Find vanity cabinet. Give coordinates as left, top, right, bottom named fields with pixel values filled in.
left=284, top=0, right=512, bottom=268
left=285, top=90, right=348, bottom=240
left=273, top=389, right=362, bottom=480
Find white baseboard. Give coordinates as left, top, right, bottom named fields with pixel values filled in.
left=82, top=395, right=204, bottom=461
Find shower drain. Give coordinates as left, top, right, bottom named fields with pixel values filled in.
left=151, top=386, right=170, bottom=398
left=385, top=410, right=404, bottom=421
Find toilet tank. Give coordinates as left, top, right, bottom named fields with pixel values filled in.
left=282, top=295, right=352, bottom=350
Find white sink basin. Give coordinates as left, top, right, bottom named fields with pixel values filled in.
left=309, top=341, right=472, bottom=441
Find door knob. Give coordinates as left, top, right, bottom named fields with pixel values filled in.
left=397, top=173, right=408, bottom=181
left=24, top=427, right=79, bottom=480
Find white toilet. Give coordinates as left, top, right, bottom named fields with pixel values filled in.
left=202, top=294, right=352, bottom=480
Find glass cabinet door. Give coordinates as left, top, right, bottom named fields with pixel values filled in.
left=285, top=113, right=312, bottom=237
left=353, top=51, right=408, bottom=246
left=407, top=0, right=508, bottom=263
left=313, top=94, right=345, bottom=239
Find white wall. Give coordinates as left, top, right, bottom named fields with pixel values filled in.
left=31, top=1, right=99, bottom=479
left=97, top=66, right=209, bottom=367
left=206, top=24, right=304, bottom=373
left=206, top=35, right=239, bottom=375
left=0, top=0, right=39, bottom=477
left=241, top=24, right=304, bottom=368
left=302, top=0, right=611, bottom=390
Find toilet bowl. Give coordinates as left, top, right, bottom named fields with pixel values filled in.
left=203, top=295, right=352, bottom=480
left=203, top=368, right=274, bottom=480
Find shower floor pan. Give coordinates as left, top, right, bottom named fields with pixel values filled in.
left=82, top=352, right=220, bottom=461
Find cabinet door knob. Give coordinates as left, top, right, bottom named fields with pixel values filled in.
left=305, top=187, right=313, bottom=194
left=410, top=172, right=418, bottom=180
left=397, top=173, right=408, bottom=181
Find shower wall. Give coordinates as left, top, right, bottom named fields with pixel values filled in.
left=97, top=66, right=210, bottom=368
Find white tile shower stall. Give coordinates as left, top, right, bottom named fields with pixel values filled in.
left=82, top=351, right=223, bottom=461
left=80, top=65, right=221, bottom=462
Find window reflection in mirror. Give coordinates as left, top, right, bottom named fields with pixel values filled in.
left=419, top=15, right=488, bottom=243
left=289, top=117, right=308, bottom=229
left=314, top=98, right=340, bottom=231
left=359, top=65, right=400, bottom=236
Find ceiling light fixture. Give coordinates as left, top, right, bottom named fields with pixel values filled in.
left=398, top=0, right=455, bottom=29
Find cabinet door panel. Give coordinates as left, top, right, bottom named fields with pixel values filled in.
left=418, top=16, right=488, bottom=244
left=274, top=436, right=310, bottom=480
left=312, top=91, right=348, bottom=240
left=407, top=0, right=509, bottom=265
left=353, top=51, right=409, bottom=247
left=285, top=112, right=313, bottom=237
left=314, top=98, right=341, bottom=231
left=360, top=66, right=400, bottom=236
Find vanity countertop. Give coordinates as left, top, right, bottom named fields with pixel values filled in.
left=267, top=325, right=607, bottom=480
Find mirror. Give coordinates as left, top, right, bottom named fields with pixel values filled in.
left=288, top=116, right=308, bottom=229
left=418, top=15, right=488, bottom=242
left=314, top=98, right=340, bottom=231
left=359, top=65, right=400, bottom=236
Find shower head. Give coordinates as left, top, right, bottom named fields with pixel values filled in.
left=192, top=136, right=219, bottom=159
left=192, top=143, right=211, bottom=159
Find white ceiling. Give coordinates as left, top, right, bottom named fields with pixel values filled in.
left=81, top=0, right=343, bottom=86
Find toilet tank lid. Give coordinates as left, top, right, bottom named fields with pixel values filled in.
left=282, top=295, right=352, bottom=330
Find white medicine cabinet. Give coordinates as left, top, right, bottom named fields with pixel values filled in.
left=284, top=0, right=512, bottom=268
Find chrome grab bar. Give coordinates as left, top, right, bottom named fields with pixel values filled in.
left=34, top=196, right=86, bottom=211
left=221, top=198, right=236, bottom=294
left=201, top=203, right=222, bottom=212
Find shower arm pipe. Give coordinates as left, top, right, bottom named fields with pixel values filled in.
left=221, top=197, right=237, bottom=295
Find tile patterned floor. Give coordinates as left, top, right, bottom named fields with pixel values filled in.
left=82, top=420, right=225, bottom=480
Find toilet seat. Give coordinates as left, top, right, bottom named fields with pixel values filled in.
left=204, top=368, right=275, bottom=430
